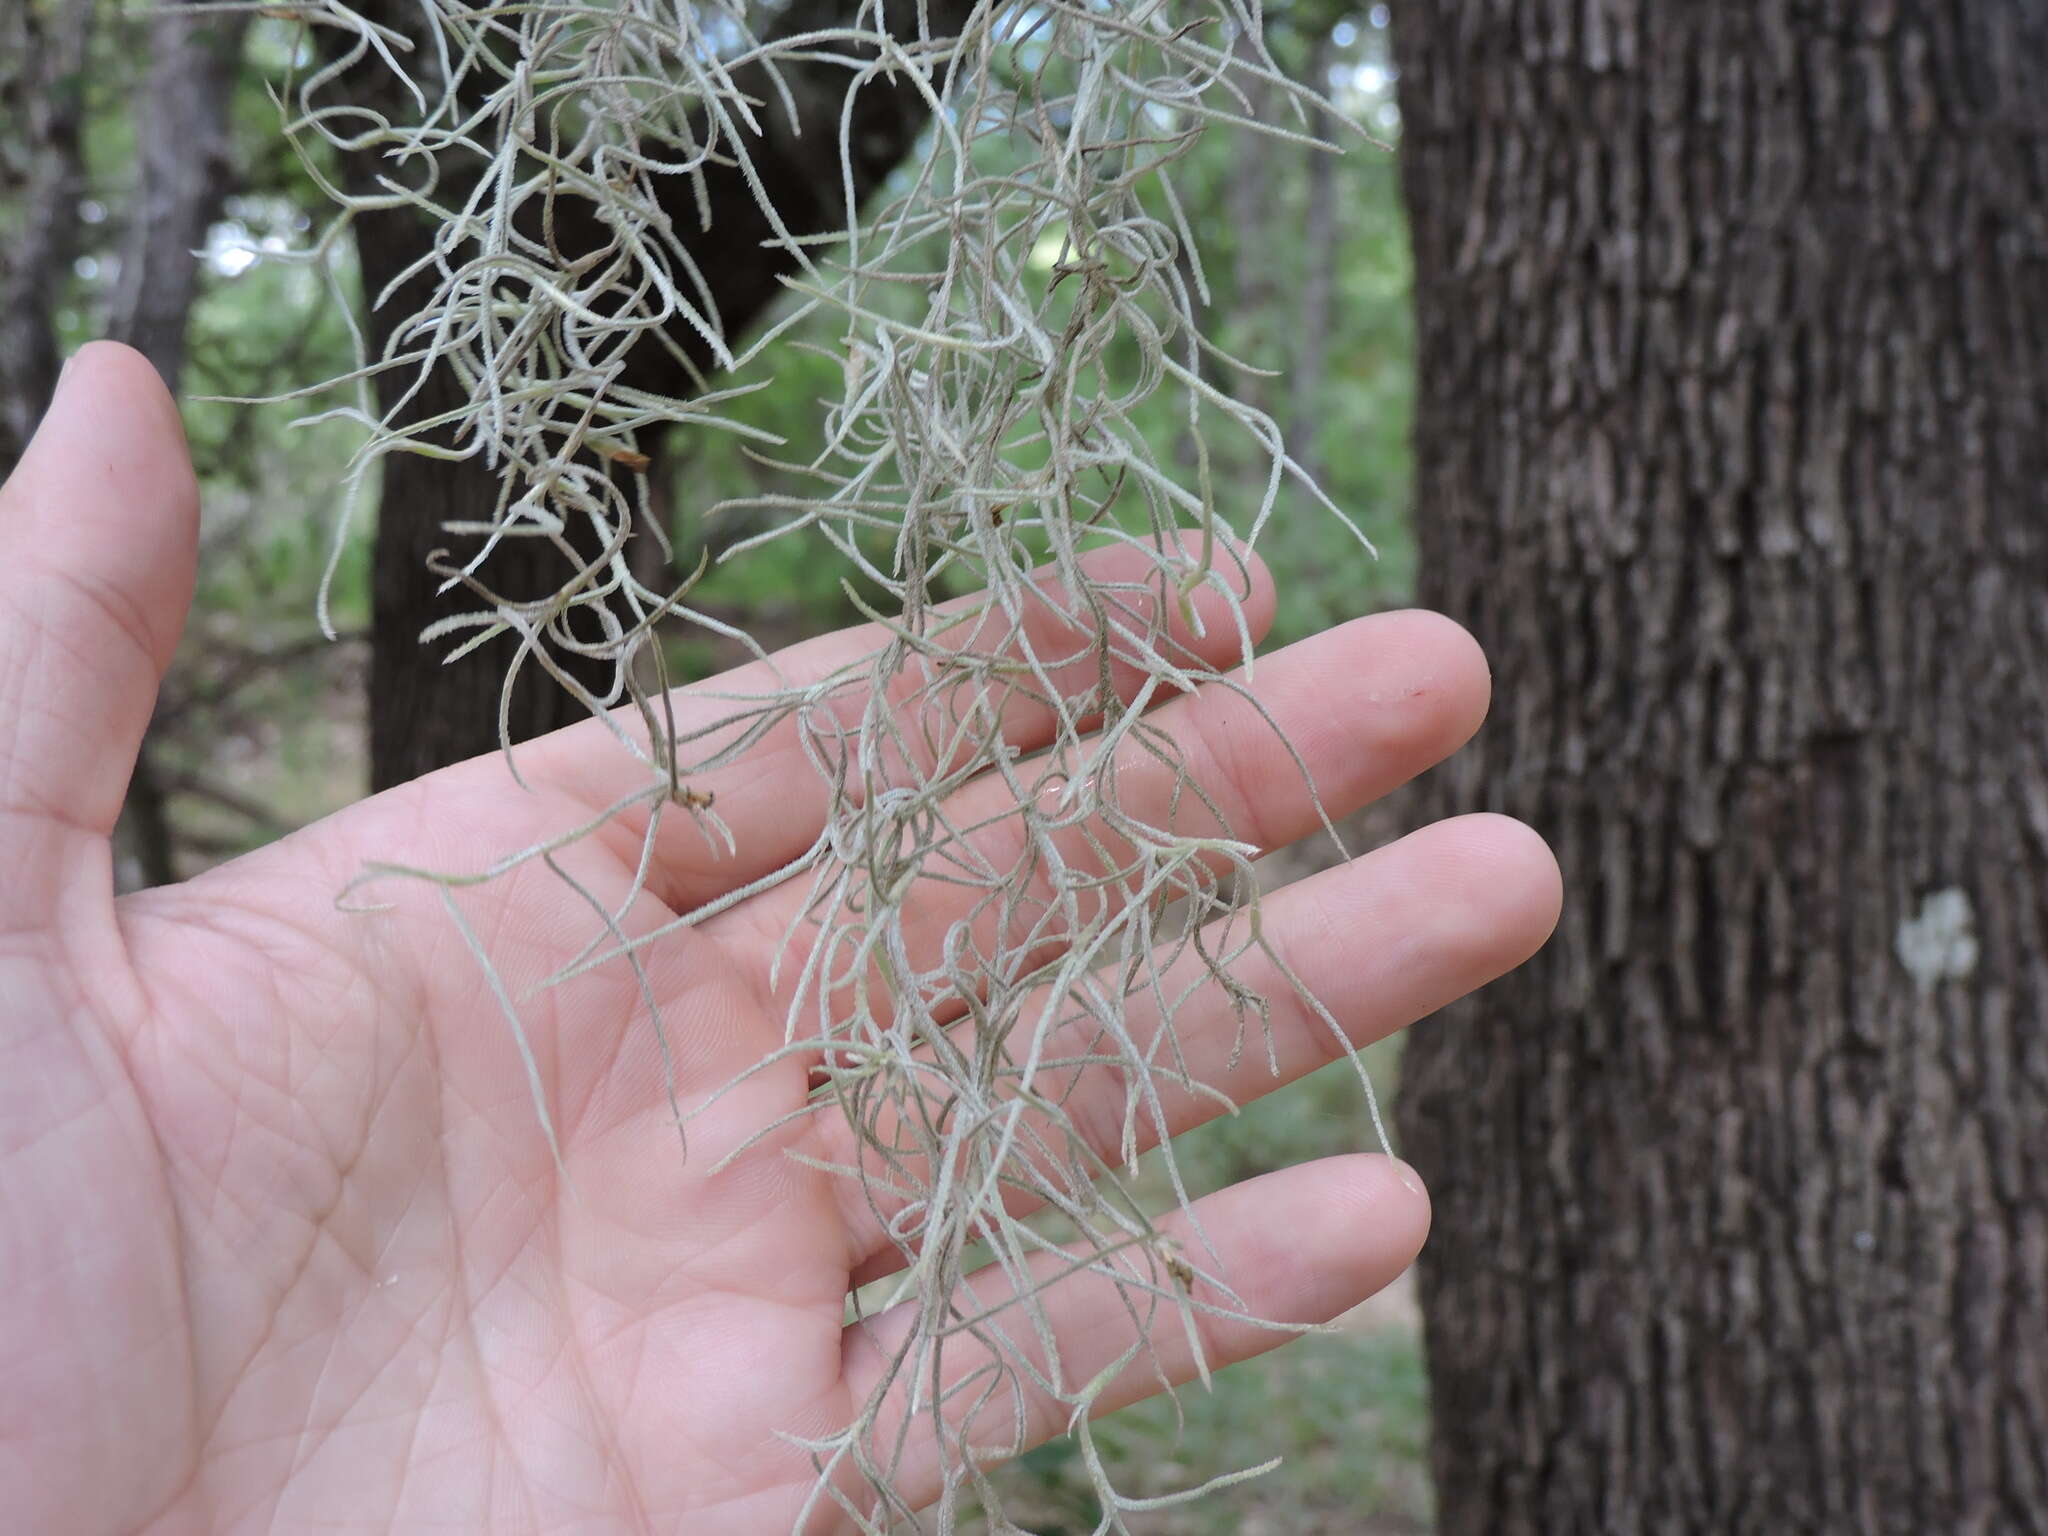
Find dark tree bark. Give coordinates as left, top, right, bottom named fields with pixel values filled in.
left=105, top=2, right=254, bottom=891
left=343, top=0, right=982, bottom=789
left=0, top=0, right=95, bottom=467
left=1394, top=3, right=2048, bottom=1533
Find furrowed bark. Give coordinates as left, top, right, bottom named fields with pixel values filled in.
left=1394, top=3, right=2048, bottom=1532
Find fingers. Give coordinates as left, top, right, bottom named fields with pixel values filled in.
left=1026, top=813, right=1560, bottom=1182
left=828, top=812, right=1560, bottom=1279
left=741, top=608, right=1493, bottom=1024
left=512, top=534, right=1275, bottom=915
left=0, top=344, right=197, bottom=902
left=839, top=1154, right=1429, bottom=1514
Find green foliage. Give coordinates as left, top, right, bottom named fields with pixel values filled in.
left=999, top=1321, right=1430, bottom=1534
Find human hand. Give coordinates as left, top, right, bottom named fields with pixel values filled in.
left=1, top=344, right=1560, bottom=1532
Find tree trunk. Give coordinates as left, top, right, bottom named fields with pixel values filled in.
left=107, top=4, right=251, bottom=390
left=1393, top=4, right=2048, bottom=1533
left=344, top=0, right=983, bottom=789
left=0, top=0, right=95, bottom=467
left=106, top=1, right=253, bottom=890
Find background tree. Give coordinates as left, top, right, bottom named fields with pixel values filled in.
left=0, top=0, right=94, bottom=465
left=339, top=0, right=986, bottom=787
left=105, top=0, right=255, bottom=886
left=1394, top=3, right=2048, bottom=1530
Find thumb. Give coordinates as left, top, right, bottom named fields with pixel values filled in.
left=0, top=343, right=198, bottom=895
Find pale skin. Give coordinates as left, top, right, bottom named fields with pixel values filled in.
left=0, top=343, right=1561, bottom=1532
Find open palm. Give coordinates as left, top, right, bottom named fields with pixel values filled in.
left=1, top=345, right=1559, bottom=1533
